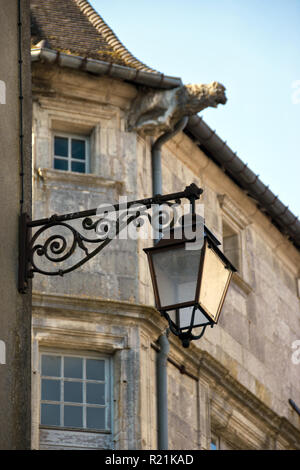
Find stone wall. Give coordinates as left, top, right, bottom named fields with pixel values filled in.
left=137, top=129, right=300, bottom=438
left=32, top=67, right=140, bottom=301
left=32, top=64, right=300, bottom=449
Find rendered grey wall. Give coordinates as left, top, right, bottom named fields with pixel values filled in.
left=0, top=0, right=32, bottom=449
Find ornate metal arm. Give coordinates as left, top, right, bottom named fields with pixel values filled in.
left=18, top=183, right=203, bottom=293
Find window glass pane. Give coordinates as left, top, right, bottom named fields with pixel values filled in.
left=71, top=139, right=86, bottom=160
left=86, top=407, right=105, bottom=430
left=86, top=359, right=105, bottom=381
left=174, top=306, right=210, bottom=330
left=64, top=357, right=83, bottom=379
left=71, top=161, right=85, bottom=173
left=41, top=379, right=60, bottom=402
left=86, top=383, right=105, bottom=405
left=152, top=247, right=201, bottom=308
left=41, top=355, right=61, bottom=377
left=40, top=354, right=110, bottom=431
left=41, top=404, right=60, bottom=426
left=199, top=243, right=231, bottom=322
left=64, top=381, right=83, bottom=403
left=64, top=405, right=83, bottom=428
left=54, top=158, right=68, bottom=171
left=54, top=136, right=68, bottom=157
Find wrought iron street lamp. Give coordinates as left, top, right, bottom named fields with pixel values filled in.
left=18, top=183, right=236, bottom=348
left=144, top=214, right=236, bottom=348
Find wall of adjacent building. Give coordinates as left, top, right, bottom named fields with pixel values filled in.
left=0, top=0, right=32, bottom=449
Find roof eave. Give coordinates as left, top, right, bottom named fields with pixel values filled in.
left=186, top=115, right=300, bottom=250
left=31, top=46, right=182, bottom=89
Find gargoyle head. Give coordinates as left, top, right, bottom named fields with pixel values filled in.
left=127, top=81, right=227, bottom=135
left=183, top=81, right=227, bottom=113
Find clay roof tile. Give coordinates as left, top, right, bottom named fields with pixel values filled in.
left=30, top=0, right=157, bottom=72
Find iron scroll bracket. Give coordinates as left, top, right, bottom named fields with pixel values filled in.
left=18, top=183, right=203, bottom=293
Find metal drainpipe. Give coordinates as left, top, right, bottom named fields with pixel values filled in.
left=151, top=116, right=188, bottom=450
left=152, top=116, right=189, bottom=197
left=157, top=334, right=170, bottom=450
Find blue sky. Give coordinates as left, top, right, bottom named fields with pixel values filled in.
left=90, top=0, right=300, bottom=217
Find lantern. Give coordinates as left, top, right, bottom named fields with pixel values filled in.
left=144, top=215, right=236, bottom=347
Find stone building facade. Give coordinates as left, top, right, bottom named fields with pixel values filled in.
left=30, top=0, right=300, bottom=450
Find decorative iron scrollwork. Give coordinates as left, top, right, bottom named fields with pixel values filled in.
left=18, top=183, right=203, bottom=293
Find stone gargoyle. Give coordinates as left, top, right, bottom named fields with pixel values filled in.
left=127, top=81, right=227, bottom=135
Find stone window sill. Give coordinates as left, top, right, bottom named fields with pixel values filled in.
left=35, top=167, right=123, bottom=191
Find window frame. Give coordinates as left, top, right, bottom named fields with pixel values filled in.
left=39, top=350, right=113, bottom=434
left=52, top=132, right=90, bottom=174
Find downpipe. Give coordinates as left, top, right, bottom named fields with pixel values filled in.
left=151, top=116, right=189, bottom=196
left=156, top=333, right=170, bottom=450
left=151, top=116, right=188, bottom=450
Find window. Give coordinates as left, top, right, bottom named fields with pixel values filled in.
left=210, top=435, right=219, bottom=450
left=40, top=353, right=111, bottom=432
left=53, top=134, right=89, bottom=173
left=211, top=434, right=234, bottom=450
left=222, top=220, right=241, bottom=272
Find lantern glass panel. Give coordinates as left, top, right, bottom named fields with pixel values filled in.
left=151, top=246, right=201, bottom=309
left=198, top=244, right=232, bottom=322
left=168, top=306, right=210, bottom=331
